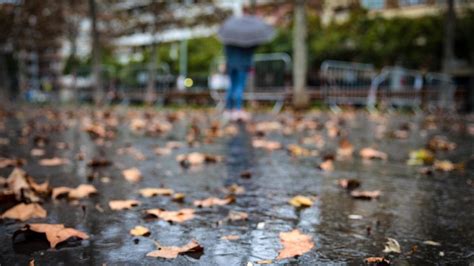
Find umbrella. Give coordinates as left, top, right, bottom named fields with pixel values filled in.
left=217, top=15, right=275, bottom=47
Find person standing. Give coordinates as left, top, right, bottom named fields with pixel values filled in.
left=224, top=45, right=255, bottom=121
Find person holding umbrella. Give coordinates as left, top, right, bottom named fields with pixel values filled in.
left=218, top=14, right=275, bottom=121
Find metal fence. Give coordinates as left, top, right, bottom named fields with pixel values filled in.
left=320, top=60, right=377, bottom=107
left=368, top=66, right=424, bottom=109
left=424, top=72, right=456, bottom=111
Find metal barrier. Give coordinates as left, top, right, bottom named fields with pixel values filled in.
left=210, top=52, right=291, bottom=113
left=320, top=60, right=376, bottom=107
left=424, top=72, right=456, bottom=111
left=118, top=63, right=174, bottom=104
left=368, top=66, right=424, bottom=109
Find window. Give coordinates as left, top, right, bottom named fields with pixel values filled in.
left=361, top=0, right=385, bottom=10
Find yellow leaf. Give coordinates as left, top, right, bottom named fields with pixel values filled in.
left=289, top=195, right=313, bottom=208
left=130, top=225, right=150, bottom=237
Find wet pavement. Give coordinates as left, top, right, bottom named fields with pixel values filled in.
left=0, top=106, right=473, bottom=265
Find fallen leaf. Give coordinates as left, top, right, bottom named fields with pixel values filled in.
left=276, top=229, right=314, bottom=260
left=359, top=148, right=388, bottom=160
left=350, top=190, right=381, bottom=200
left=227, top=211, right=248, bottom=221
left=130, top=225, right=150, bottom=237
left=19, top=223, right=89, bottom=248
left=122, top=167, right=142, bottom=183
left=364, top=257, right=390, bottom=265
left=407, top=149, right=434, bottom=166
left=383, top=238, right=401, bottom=253
left=226, top=184, right=245, bottom=195
left=52, top=184, right=97, bottom=200
left=433, top=160, right=457, bottom=172
left=0, top=157, right=24, bottom=168
left=255, top=259, right=273, bottom=264
left=1, top=203, right=47, bottom=221
left=176, top=152, right=221, bottom=167
left=252, top=139, right=282, bottom=151
left=139, top=188, right=174, bottom=197
left=145, top=208, right=195, bottom=223
left=338, top=179, right=361, bottom=190
left=30, top=149, right=45, bottom=157
left=27, top=177, right=50, bottom=194
left=6, top=168, right=40, bottom=202
left=109, top=200, right=141, bottom=210
left=146, top=240, right=203, bottom=259
left=287, top=144, right=312, bottom=157
left=193, top=196, right=235, bottom=207
left=221, top=235, right=240, bottom=241
left=318, top=159, right=334, bottom=171
left=172, top=193, right=186, bottom=203
left=427, top=136, right=456, bottom=151
left=289, top=195, right=313, bottom=208
left=39, top=157, right=69, bottom=166
left=337, top=139, right=354, bottom=157
left=423, top=240, right=441, bottom=246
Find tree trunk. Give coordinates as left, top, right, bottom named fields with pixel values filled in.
left=146, top=43, right=157, bottom=105
left=442, top=0, right=455, bottom=73
left=89, top=0, right=102, bottom=104
left=292, top=0, right=309, bottom=109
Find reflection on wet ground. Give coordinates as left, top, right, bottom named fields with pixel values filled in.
left=0, top=107, right=473, bottom=265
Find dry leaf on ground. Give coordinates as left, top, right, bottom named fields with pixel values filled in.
left=338, top=179, right=361, bottom=190
left=1, top=203, right=47, bottom=221
left=433, top=160, right=460, bottom=172
left=289, top=195, right=313, bottom=208
left=337, top=139, right=354, bottom=157
left=193, top=196, right=235, bottom=208
left=364, top=257, right=391, bottom=265
left=18, top=223, right=89, bottom=248
left=427, top=136, right=456, bottom=151
left=6, top=168, right=41, bottom=202
left=139, top=188, right=174, bottom=197
left=176, top=152, right=222, bottom=167
left=52, top=184, right=97, bottom=200
left=109, top=199, right=141, bottom=210
left=226, top=184, right=245, bottom=195
left=318, top=159, right=334, bottom=171
left=227, top=211, right=248, bottom=221
left=383, top=238, right=401, bottom=253
left=172, top=193, right=186, bottom=203
left=39, top=157, right=69, bottom=166
left=287, top=144, right=312, bottom=157
left=359, top=148, right=388, bottom=160
left=30, top=149, right=45, bottom=157
left=221, top=235, right=240, bottom=241
left=423, top=240, right=441, bottom=246
left=130, top=225, right=150, bottom=237
left=146, top=240, right=203, bottom=259
left=276, top=229, right=314, bottom=260
left=122, top=167, right=142, bottom=183
left=252, top=139, right=282, bottom=151
left=350, top=190, right=381, bottom=200
left=145, top=208, right=195, bottom=223
left=0, top=157, right=25, bottom=168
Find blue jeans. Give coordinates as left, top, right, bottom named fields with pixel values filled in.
left=225, top=68, right=248, bottom=110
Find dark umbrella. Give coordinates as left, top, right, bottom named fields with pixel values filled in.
left=217, top=15, right=275, bottom=47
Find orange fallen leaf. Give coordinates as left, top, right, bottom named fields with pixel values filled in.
left=145, top=208, right=195, bottom=223
left=318, top=159, right=334, bottom=171
left=130, top=225, right=150, bottom=237
left=1, top=203, right=47, bottom=221
left=277, top=229, right=314, bottom=260
left=109, top=199, right=141, bottom=210
left=7, top=168, right=40, bottom=202
left=433, top=160, right=459, bottom=172
left=287, top=144, right=312, bottom=157
left=27, top=177, right=50, bottom=194
left=172, top=193, right=186, bottom=203
left=337, top=139, right=354, bottom=157
left=122, top=167, right=142, bottom=183
left=19, top=223, right=89, bottom=248
left=289, top=195, right=313, bottom=208
left=364, top=257, right=390, bottom=265
left=30, top=148, right=45, bottom=157
left=359, top=148, right=388, bottom=160
left=350, top=190, right=381, bottom=200
left=227, top=211, right=248, bottom=221
left=0, top=157, right=24, bottom=168
left=139, top=188, right=174, bottom=197
left=226, top=184, right=245, bottom=195
left=39, top=157, right=69, bottom=166
left=193, top=196, right=235, bottom=208
left=52, top=184, right=97, bottom=200
left=176, top=152, right=222, bottom=167
left=146, top=240, right=203, bottom=259
left=252, top=139, right=282, bottom=151
left=221, top=235, right=240, bottom=241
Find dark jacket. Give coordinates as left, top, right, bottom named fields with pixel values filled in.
left=224, top=45, right=256, bottom=71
